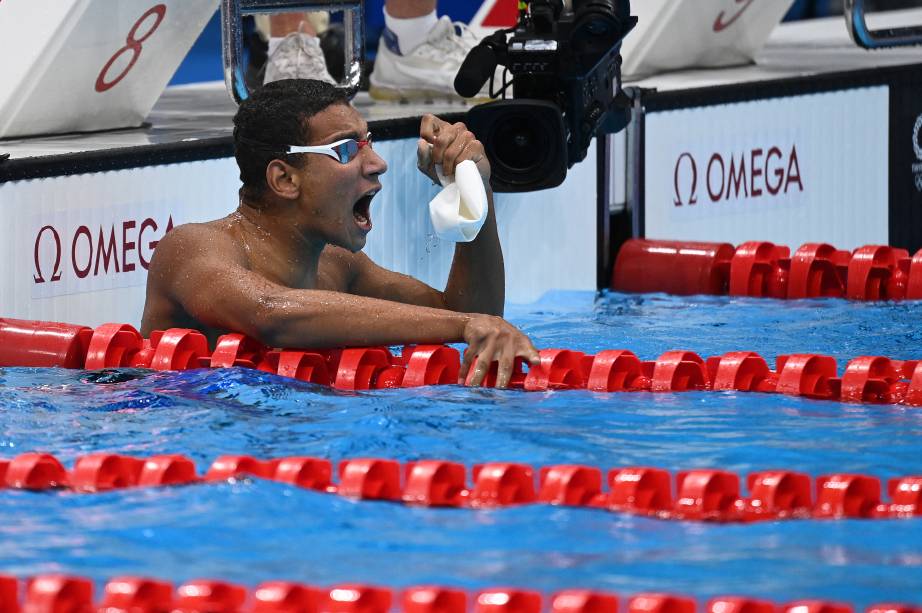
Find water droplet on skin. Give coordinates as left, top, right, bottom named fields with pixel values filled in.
left=424, top=233, right=441, bottom=256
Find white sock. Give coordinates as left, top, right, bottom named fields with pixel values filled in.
left=384, top=7, right=438, bottom=55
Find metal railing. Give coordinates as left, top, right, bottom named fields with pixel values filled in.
left=221, top=0, right=364, bottom=103
left=845, top=0, right=922, bottom=49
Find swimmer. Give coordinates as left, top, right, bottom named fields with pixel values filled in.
left=141, top=79, right=539, bottom=388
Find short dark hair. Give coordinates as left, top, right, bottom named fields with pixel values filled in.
left=233, top=79, right=349, bottom=201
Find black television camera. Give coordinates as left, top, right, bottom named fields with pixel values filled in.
left=455, top=0, right=636, bottom=192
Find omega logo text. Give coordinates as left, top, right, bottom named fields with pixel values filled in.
left=673, top=145, right=804, bottom=206
left=33, top=215, right=174, bottom=285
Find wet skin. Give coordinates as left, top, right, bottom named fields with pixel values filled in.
left=141, top=104, right=538, bottom=387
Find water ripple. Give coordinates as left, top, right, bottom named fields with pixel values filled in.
left=0, top=292, right=920, bottom=606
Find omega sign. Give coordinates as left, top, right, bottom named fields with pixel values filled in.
left=33, top=214, right=174, bottom=285
left=673, top=145, right=804, bottom=206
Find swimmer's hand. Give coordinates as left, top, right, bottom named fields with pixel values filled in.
left=458, top=315, right=540, bottom=388
left=417, top=114, right=491, bottom=186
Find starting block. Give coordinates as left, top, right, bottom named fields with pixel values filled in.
left=0, top=0, right=218, bottom=138
left=620, top=0, right=796, bottom=78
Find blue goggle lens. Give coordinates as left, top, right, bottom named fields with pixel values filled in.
left=333, top=140, right=361, bottom=164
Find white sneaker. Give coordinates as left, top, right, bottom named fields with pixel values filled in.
left=369, top=16, right=498, bottom=102
left=264, top=30, right=336, bottom=85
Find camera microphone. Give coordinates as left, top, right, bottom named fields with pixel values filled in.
left=453, top=31, right=506, bottom=98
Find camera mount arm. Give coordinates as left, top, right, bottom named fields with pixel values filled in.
left=221, top=0, right=365, bottom=103
left=845, top=0, right=922, bottom=49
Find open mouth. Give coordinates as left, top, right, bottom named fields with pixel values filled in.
left=353, top=192, right=375, bottom=232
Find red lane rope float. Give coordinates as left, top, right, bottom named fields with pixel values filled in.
left=611, top=239, right=922, bottom=301
left=1, top=452, right=920, bottom=523
left=3, top=318, right=922, bottom=407
left=1, top=574, right=918, bottom=613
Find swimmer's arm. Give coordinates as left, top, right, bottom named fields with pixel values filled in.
left=149, top=226, right=470, bottom=348
left=418, top=114, right=505, bottom=316
left=349, top=120, right=505, bottom=314
left=345, top=206, right=504, bottom=318
left=246, top=288, right=475, bottom=349
left=443, top=189, right=504, bottom=316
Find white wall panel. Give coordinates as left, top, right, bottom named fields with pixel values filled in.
left=643, top=87, right=889, bottom=249
left=0, top=159, right=239, bottom=327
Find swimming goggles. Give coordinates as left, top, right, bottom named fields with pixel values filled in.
left=285, top=132, right=373, bottom=164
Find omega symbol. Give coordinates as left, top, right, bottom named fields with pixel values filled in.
left=33, top=225, right=63, bottom=284
left=674, top=153, right=699, bottom=206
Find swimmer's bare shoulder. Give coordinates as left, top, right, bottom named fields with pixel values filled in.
left=140, top=219, right=433, bottom=341
left=140, top=219, right=252, bottom=338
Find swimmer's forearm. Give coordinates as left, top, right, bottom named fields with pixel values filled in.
left=253, top=290, right=471, bottom=349
left=444, top=191, right=504, bottom=316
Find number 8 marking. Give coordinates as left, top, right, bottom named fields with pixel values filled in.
left=713, top=0, right=756, bottom=32
left=95, top=4, right=167, bottom=93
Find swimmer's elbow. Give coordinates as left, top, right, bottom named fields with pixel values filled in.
left=250, top=292, right=322, bottom=348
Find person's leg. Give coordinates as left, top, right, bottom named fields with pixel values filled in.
left=269, top=13, right=319, bottom=37
left=384, top=0, right=436, bottom=19
left=372, top=0, right=494, bottom=101
left=382, top=0, right=439, bottom=57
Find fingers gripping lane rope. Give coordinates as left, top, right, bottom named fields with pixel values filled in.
left=2, top=319, right=922, bottom=406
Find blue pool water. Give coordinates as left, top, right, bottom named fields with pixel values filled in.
left=1, top=291, right=921, bottom=607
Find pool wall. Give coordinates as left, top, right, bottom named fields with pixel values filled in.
left=610, top=54, right=922, bottom=265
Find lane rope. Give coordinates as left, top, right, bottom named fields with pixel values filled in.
left=2, top=452, right=919, bottom=523
left=3, top=573, right=918, bottom=613
left=612, top=239, right=922, bottom=301
left=1, top=318, right=921, bottom=406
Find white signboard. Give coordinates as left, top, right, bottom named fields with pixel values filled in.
left=643, top=87, right=890, bottom=249
left=0, top=159, right=240, bottom=327
left=621, top=0, right=795, bottom=78
left=30, top=202, right=178, bottom=300
left=0, top=0, right=218, bottom=138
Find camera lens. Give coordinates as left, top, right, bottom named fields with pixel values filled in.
left=490, top=113, right=550, bottom=174
left=573, top=0, right=629, bottom=42
left=467, top=100, right=568, bottom=191
left=572, top=0, right=623, bottom=15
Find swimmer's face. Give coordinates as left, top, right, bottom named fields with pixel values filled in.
left=295, top=103, right=387, bottom=252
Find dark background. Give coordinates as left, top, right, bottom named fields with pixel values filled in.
left=888, top=69, right=922, bottom=252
